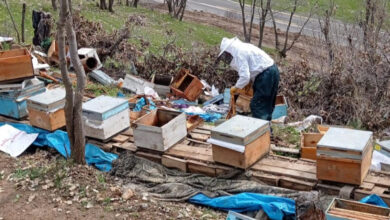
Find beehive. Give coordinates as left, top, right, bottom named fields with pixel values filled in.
left=27, top=88, right=66, bottom=131
left=209, top=115, right=270, bottom=169
left=82, top=96, right=130, bottom=141
left=132, top=109, right=187, bottom=152
left=316, top=127, right=373, bottom=185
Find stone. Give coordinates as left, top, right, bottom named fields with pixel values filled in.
left=121, top=188, right=134, bottom=200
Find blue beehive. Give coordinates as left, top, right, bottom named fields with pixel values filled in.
left=0, top=78, right=45, bottom=119
left=272, top=95, right=288, bottom=120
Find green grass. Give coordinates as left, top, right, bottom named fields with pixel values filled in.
left=0, top=0, right=233, bottom=53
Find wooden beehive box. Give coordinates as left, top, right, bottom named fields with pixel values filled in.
left=209, top=115, right=270, bottom=169
left=152, top=74, right=172, bottom=97
left=0, top=78, right=45, bottom=119
left=0, top=48, right=34, bottom=83
left=300, top=133, right=324, bottom=160
left=27, top=88, right=66, bottom=131
left=132, top=109, right=187, bottom=152
left=82, top=96, right=130, bottom=141
left=317, top=127, right=373, bottom=185
left=170, top=69, right=203, bottom=101
left=326, top=198, right=390, bottom=220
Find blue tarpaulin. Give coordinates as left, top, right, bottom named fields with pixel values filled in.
left=360, top=194, right=389, bottom=208
left=184, top=112, right=222, bottom=122
left=189, top=193, right=295, bottom=220
left=0, top=122, right=118, bottom=172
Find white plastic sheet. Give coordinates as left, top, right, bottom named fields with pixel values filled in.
left=207, top=138, right=245, bottom=153
left=0, top=124, right=38, bottom=157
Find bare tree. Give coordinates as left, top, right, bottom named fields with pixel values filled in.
left=258, top=0, right=271, bottom=47
left=3, top=0, right=21, bottom=43
left=362, top=0, right=387, bottom=52
left=166, top=0, right=187, bottom=21
left=269, top=0, right=314, bottom=57
left=132, top=0, right=140, bottom=7
left=21, top=3, right=26, bottom=43
left=52, top=0, right=57, bottom=11
left=318, top=0, right=336, bottom=63
left=238, top=0, right=257, bottom=42
left=108, top=0, right=114, bottom=12
left=100, top=0, right=107, bottom=10
left=57, top=0, right=87, bottom=164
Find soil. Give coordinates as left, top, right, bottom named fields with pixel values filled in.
left=0, top=149, right=225, bottom=220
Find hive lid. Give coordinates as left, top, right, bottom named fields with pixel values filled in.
left=27, top=88, right=66, bottom=112
left=82, top=95, right=128, bottom=121
left=0, top=78, right=44, bottom=99
left=317, top=127, right=373, bottom=152
left=211, top=115, right=269, bottom=145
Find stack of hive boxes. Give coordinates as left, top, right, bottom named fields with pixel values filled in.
left=27, top=88, right=66, bottom=131
left=82, top=95, right=130, bottom=141
left=0, top=49, right=45, bottom=119
left=208, top=115, right=271, bottom=169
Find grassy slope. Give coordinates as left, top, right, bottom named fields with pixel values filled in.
left=0, top=0, right=233, bottom=53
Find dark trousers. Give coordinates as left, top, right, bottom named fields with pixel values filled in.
left=250, top=64, right=280, bottom=121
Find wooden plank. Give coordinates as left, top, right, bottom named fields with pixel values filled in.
left=161, top=155, right=187, bottom=172
left=251, top=172, right=279, bottom=186
left=254, top=158, right=317, bottom=174
left=165, top=144, right=213, bottom=162
left=122, top=128, right=133, bottom=136
left=279, top=176, right=316, bottom=191
left=365, top=173, right=390, bottom=188
left=252, top=164, right=317, bottom=181
left=28, top=107, right=66, bottom=131
left=112, top=142, right=137, bottom=152
left=187, top=160, right=216, bottom=177
left=135, top=151, right=162, bottom=164
left=316, top=183, right=342, bottom=195
left=186, top=138, right=210, bottom=146
left=191, top=129, right=211, bottom=135
left=189, top=133, right=209, bottom=142
left=198, top=124, right=214, bottom=131
left=112, top=134, right=129, bottom=143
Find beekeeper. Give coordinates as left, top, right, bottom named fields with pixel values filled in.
left=216, top=37, right=280, bottom=121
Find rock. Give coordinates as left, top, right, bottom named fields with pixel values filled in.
left=121, top=188, right=134, bottom=200
left=66, top=211, right=71, bottom=214
left=141, top=193, right=148, bottom=201
left=140, top=203, right=149, bottom=210
left=57, top=208, right=63, bottom=212
left=177, top=213, right=184, bottom=219
left=110, top=186, right=122, bottom=197
left=69, top=184, right=77, bottom=191
left=115, top=213, right=120, bottom=217
left=86, top=202, right=93, bottom=209
left=65, top=200, right=73, bottom=205
left=28, top=194, right=36, bottom=203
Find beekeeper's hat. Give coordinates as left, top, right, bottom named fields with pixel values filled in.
left=218, top=37, right=239, bottom=57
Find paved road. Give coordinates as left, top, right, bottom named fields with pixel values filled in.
left=146, top=0, right=360, bottom=45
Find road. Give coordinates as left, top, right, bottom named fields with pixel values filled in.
left=146, top=0, right=361, bottom=45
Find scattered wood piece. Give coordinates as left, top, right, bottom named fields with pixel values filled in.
left=112, top=142, right=137, bottom=152
left=189, top=133, right=209, bottom=142
left=112, top=134, right=129, bottom=143
left=271, top=145, right=300, bottom=155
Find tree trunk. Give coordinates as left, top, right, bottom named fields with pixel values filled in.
left=108, top=0, right=114, bottom=12
left=52, top=0, right=57, bottom=11
left=58, top=0, right=86, bottom=164
left=132, top=0, right=139, bottom=8
left=100, top=0, right=107, bottom=9
left=258, top=0, right=271, bottom=48
left=247, top=0, right=257, bottom=43
left=21, top=3, right=26, bottom=43
left=4, top=0, right=21, bottom=43
left=126, top=0, right=129, bottom=6
left=238, top=0, right=248, bottom=42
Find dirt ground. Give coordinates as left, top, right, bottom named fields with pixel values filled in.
left=0, top=149, right=225, bottom=220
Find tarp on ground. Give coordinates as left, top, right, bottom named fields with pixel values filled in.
left=110, top=153, right=324, bottom=219
left=189, top=193, right=295, bottom=220
left=360, top=194, right=389, bottom=208
left=0, top=122, right=117, bottom=172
